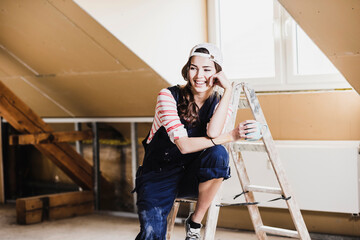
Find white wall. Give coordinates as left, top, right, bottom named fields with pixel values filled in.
left=74, top=0, right=207, bottom=85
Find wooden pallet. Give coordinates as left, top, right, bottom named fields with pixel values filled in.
left=16, top=191, right=93, bottom=225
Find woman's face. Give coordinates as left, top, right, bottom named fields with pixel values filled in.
left=188, top=56, right=216, bottom=94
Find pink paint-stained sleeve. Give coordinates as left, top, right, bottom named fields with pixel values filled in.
left=146, top=89, right=188, bottom=144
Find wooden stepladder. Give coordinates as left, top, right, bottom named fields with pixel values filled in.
left=167, top=82, right=310, bottom=240
left=227, top=82, right=311, bottom=239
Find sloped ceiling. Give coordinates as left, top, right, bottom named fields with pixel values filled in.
left=278, top=0, right=360, bottom=94
left=0, top=0, right=169, bottom=117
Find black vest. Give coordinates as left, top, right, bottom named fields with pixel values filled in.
left=142, top=85, right=220, bottom=171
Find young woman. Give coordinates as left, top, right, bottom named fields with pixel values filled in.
left=133, top=43, right=256, bottom=240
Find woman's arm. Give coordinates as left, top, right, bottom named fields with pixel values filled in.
left=175, top=120, right=256, bottom=154
left=206, top=71, right=233, bottom=138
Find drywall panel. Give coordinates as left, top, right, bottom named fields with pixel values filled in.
left=0, top=77, right=72, bottom=117
left=0, top=0, right=170, bottom=117
left=236, top=91, right=360, bottom=140
left=222, top=141, right=360, bottom=213
left=22, top=71, right=166, bottom=117
left=278, top=0, right=360, bottom=93
left=48, top=0, right=148, bottom=70
left=0, top=0, right=128, bottom=75
left=0, top=47, right=34, bottom=77
left=73, top=0, right=208, bottom=85
left=331, top=55, right=360, bottom=92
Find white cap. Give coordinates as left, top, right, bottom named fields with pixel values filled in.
left=189, top=43, right=223, bottom=67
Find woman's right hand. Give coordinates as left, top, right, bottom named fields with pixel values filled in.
left=231, top=120, right=257, bottom=141
left=209, top=71, right=232, bottom=91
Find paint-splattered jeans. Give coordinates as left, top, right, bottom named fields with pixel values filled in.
left=134, top=145, right=230, bottom=240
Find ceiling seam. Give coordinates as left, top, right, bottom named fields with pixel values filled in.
left=0, top=67, right=151, bottom=80
left=20, top=76, right=76, bottom=117
left=0, top=44, right=39, bottom=76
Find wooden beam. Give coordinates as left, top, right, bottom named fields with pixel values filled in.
left=9, top=129, right=93, bottom=145
left=16, top=191, right=93, bottom=225
left=0, top=117, right=4, bottom=203
left=0, top=80, right=110, bottom=190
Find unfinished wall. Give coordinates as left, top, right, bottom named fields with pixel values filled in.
left=236, top=90, right=360, bottom=140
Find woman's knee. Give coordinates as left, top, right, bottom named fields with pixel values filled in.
left=137, top=207, right=167, bottom=240
left=202, top=145, right=229, bottom=167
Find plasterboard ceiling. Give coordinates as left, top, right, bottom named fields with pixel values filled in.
left=0, top=0, right=169, bottom=117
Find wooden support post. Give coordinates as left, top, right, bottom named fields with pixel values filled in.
left=74, top=122, right=84, bottom=156
left=9, top=129, right=93, bottom=145
left=131, top=122, right=138, bottom=213
left=16, top=191, right=94, bottom=225
left=92, top=122, right=100, bottom=210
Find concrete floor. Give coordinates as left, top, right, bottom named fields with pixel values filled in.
left=0, top=203, right=290, bottom=240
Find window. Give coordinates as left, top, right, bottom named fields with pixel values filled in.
left=292, top=24, right=338, bottom=76
left=209, top=0, right=350, bottom=91
left=220, top=0, right=275, bottom=79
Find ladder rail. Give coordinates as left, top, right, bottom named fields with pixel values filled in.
left=230, top=150, right=268, bottom=240
left=242, top=83, right=310, bottom=240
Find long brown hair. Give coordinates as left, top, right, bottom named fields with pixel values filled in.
left=178, top=48, right=222, bottom=126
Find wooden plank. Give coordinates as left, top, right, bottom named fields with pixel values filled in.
left=0, top=80, right=110, bottom=190
left=0, top=117, right=5, bottom=203
left=16, top=191, right=93, bottom=225
left=242, top=83, right=311, bottom=240
left=49, top=201, right=93, bottom=220
left=48, top=191, right=93, bottom=207
left=166, top=201, right=180, bottom=240
left=34, top=144, right=92, bottom=189
left=9, top=129, right=93, bottom=145
left=16, top=196, right=44, bottom=225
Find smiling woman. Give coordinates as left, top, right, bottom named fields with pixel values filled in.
left=132, top=43, right=257, bottom=240
left=178, top=47, right=222, bottom=128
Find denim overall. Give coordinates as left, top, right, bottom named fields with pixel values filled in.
left=134, top=86, right=231, bottom=240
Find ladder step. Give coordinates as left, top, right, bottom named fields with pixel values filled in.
left=244, top=185, right=282, bottom=194
left=238, top=97, right=249, bottom=109
left=232, top=142, right=266, bottom=152
left=175, top=198, right=197, bottom=203
left=259, top=226, right=299, bottom=238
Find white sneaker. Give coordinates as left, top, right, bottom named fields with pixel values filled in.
left=185, top=213, right=202, bottom=240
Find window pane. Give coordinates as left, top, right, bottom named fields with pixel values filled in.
left=294, top=24, right=338, bottom=75
left=219, top=0, right=275, bottom=79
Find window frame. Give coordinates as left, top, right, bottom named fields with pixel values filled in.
left=208, top=0, right=351, bottom=92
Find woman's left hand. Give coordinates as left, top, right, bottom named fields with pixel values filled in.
left=209, top=71, right=232, bottom=90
